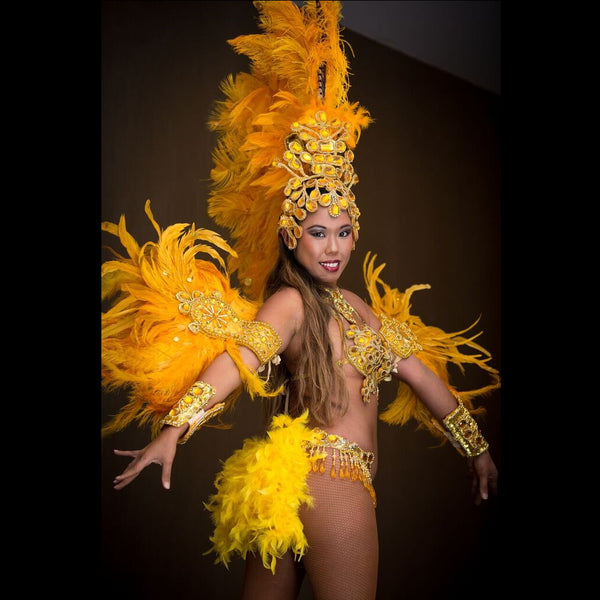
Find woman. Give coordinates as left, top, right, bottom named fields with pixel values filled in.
left=102, top=2, right=499, bottom=598
left=110, top=202, right=498, bottom=600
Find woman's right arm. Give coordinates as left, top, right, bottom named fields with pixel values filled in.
left=112, top=287, right=303, bottom=491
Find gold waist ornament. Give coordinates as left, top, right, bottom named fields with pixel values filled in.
left=304, top=428, right=376, bottom=507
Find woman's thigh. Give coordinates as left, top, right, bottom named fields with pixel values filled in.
left=299, top=456, right=379, bottom=600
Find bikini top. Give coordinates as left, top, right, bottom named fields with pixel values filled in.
left=325, top=287, right=421, bottom=403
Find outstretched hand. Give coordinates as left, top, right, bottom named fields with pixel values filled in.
left=468, top=451, right=499, bottom=506
left=113, top=425, right=184, bottom=491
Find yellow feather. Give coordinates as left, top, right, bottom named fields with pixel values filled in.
left=204, top=411, right=323, bottom=574
left=101, top=202, right=279, bottom=438
left=207, top=1, right=372, bottom=301
left=363, top=252, right=500, bottom=439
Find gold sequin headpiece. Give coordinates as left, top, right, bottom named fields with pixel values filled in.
left=207, top=1, right=371, bottom=300
left=276, top=109, right=360, bottom=249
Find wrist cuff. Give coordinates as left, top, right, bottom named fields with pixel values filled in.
left=442, top=396, right=489, bottom=457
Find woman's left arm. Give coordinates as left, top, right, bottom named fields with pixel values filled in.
left=343, top=289, right=498, bottom=503
left=394, top=354, right=498, bottom=504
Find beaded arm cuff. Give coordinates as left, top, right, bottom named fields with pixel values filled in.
left=378, top=315, right=422, bottom=359
left=441, top=396, right=489, bottom=457
left=177, top=290, right=282, bottom=365
left=159, top=381, right=224, bottom=445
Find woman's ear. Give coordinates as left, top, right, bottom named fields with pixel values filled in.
left=280, top=229, right=296, bottom=250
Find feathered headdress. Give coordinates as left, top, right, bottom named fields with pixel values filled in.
left=207, top=0, right=371, bottom=302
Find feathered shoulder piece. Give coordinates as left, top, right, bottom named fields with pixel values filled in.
left=101, top=200, right=280, bottom=438
left=363, top=253, right=500, bottom=440
left=207, top=0, right=371, bottom=301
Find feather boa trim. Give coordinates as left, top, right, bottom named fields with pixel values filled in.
left=204, top=411, right=324, bottom=574
left=363, top=253, right=500, bottom=439
left=101, top=200, right=280, bottom=438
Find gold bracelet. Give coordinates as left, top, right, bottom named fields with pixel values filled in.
left=159, top=381, right=223, bottom=444
left=442, top=396, right=489, bottom=457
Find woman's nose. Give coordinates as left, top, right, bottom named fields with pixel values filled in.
left=325, top=235, right=338, bottom=253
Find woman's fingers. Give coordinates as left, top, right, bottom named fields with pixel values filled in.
left=112, top=448, right=149, bottom=489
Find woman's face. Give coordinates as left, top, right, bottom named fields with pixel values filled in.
left=293, top=206, right=354, bottom=287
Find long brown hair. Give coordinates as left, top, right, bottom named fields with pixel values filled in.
left=262, top=236, right=349, bottom=427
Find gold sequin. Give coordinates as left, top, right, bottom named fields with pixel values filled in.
left=176, top=290, right=281, bottom=366
left=160, top=381, right=216, bottom=428
left=326, top=287, right=420, bottom=403
left=442, top=396, right=489, bottom=457
left=378, top=316, right=422, bottom=359
left=304, top=429, right=376, bottom=507
left=275, top=111, right=360, bottom=250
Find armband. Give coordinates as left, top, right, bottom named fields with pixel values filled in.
left=159, top=381, right=224, bottom=444
left=177, top=290, right=282, bottom=365
left=378, top=315, right=422, bottom=359
left=441, top=395, right=489, bottom=457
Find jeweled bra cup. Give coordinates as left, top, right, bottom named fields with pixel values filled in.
left=325, top=287, right=419, bottom=403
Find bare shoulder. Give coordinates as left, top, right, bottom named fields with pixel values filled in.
left=338, top=287, right=367, bottom=307
left=338, top=287, right=380, bottom=328
left=263, top=286, right=304, bottom=311
left=255, top=286, right=304, bottom=337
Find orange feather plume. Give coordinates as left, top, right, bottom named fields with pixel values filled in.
left=207, top=1, right=371, bottom=301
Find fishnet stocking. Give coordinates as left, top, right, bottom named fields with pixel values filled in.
left=300, top=451, right=378, bottom=600
left=241, top=451, right=378, bottom=599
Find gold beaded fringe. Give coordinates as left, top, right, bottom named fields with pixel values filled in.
left=304, top=429, right=376, bottom=507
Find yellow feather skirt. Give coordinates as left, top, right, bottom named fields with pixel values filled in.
left=204, top=411, right=325, bottom=574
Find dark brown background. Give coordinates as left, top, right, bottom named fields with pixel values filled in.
left=101, top=1, right=502, bottom=598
